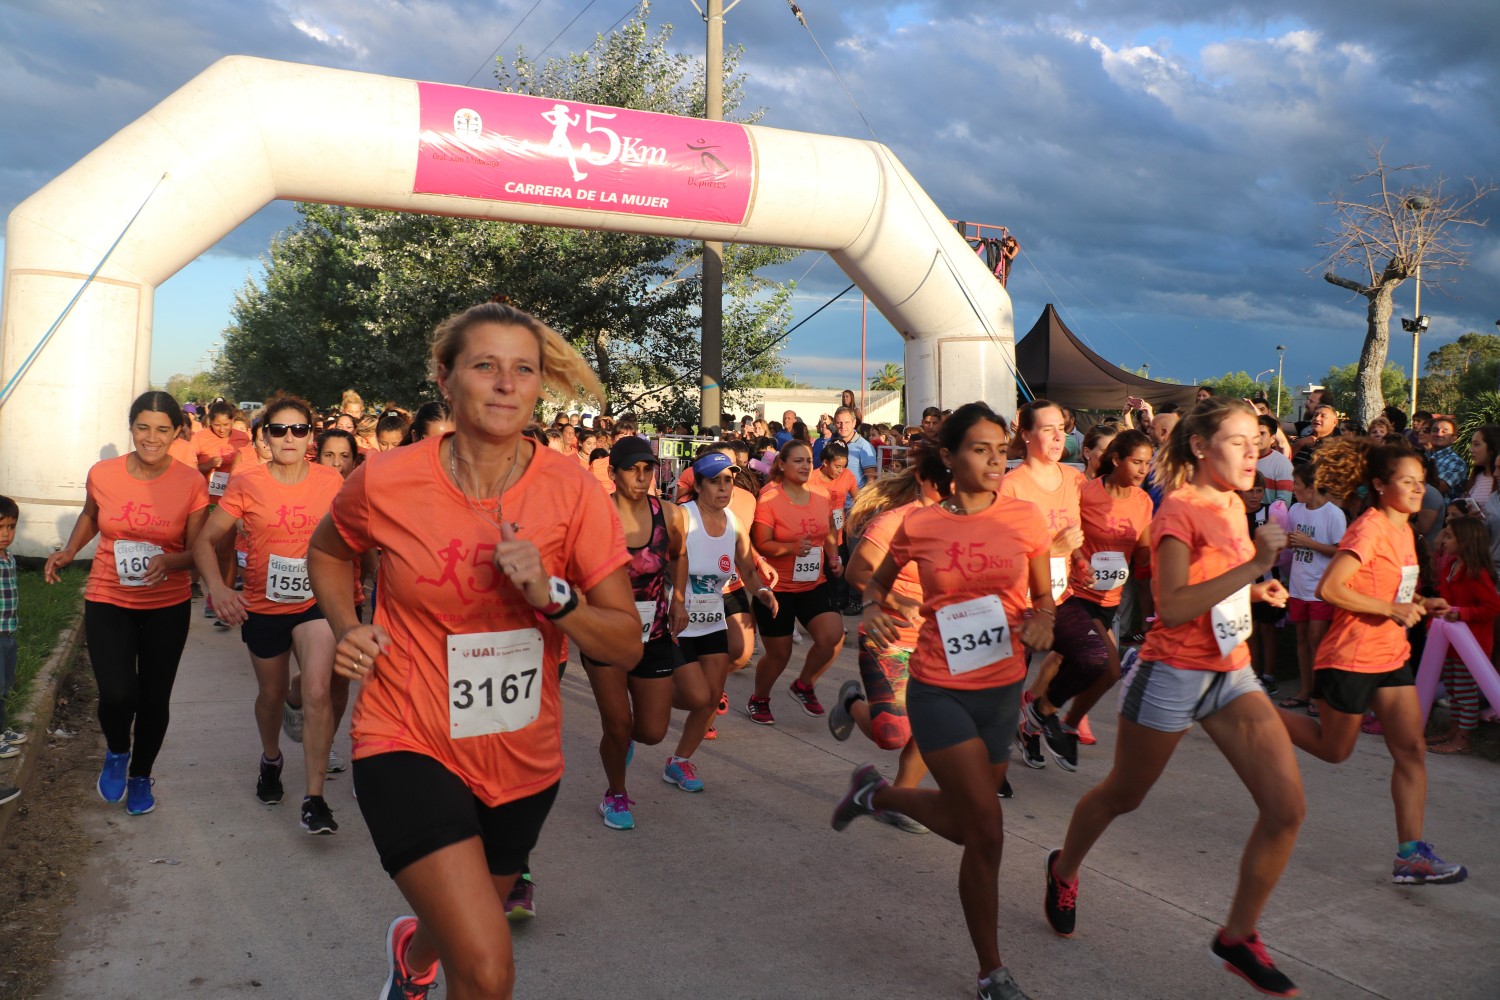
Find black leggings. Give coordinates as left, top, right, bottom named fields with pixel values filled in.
left=84, top=599, right=191, bottom=778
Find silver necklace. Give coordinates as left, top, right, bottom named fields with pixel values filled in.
left=450, top=435, right=523, bottom=531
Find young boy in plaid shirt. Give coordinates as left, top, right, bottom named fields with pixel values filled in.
left=0, top=495, right=25, bottom=806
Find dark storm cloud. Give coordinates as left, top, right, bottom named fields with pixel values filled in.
left=3, top=0, right=1496, bottom=378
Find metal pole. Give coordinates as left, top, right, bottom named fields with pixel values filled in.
left=699, top=0, right=725, bottom=433
left=860, top=293, right=867, bottom=415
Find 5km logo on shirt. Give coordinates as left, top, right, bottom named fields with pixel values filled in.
left=939, top=542, right=1016, bottom=579
left=415, top=539, right=514, bottom=607
left=108, top=502, right=170, bottom=530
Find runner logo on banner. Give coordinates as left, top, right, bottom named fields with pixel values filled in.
left=414, top=83, right=756, bottom=226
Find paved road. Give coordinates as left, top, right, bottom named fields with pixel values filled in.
left=44, top=613, right=1500, bottom=999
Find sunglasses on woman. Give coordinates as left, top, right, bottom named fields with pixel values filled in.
left=266, top=422, right=313, bottom=439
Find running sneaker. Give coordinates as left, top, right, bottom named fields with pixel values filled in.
left=125, top=776, right=156, bottom=816
left=791, top=626, right=804, bottom=645
left=625, top=739, right=635, bottom=769
left=831, top=763, right=887, bottom=831
left=1210, top=929, right=1299, bottom=998
left=976, top=966, right=1034, bottom=1000
left=0, top=784, right=19, bottom=807
left=1072, top=715, right=1096, bottom=746
left=0, top=742, right=16, bottom=760
left=301, top=795, right=338, bottom=834
left=599, top=791, right=635, bottom=830
left=98, top=749, right=130, bottom=802
left=381, top=915, right=437, bottom=999
left=504, top=873, right=536, bottom=922
left=326, top=748, right=346, bottom=773
left=282, top=702, right=304, bottom=743
left=203, top=597, right=216, bottom=618
left=1015, top=716, right=1046, bottom=770
left=703, top=726, right=718, bottom=741
left=789, top=678, right=825, bottom=717
left=662, top=756, right=705, bottom=792
left=1260, top=674, right=1280, bottom=696
left=256, top=753, right=284, bottom=805
left=1043, top=849, right=1077, bottom=937
left=1392, top=841, right=1468, bottom=885
left=875, top=810, right=929, bottom=834
left=747, top=695, right=775, bottom=725
left=998, top=779, right=1014, bottom=799
left=2, top=728, right=27, bottom=745
left=213, top=618, right=231, bottom=629
left=828, top=679, right=864, bottom=741
left=1041, top=713, right=1079, bottom=771
left=717, top=692, right=729, bottom=715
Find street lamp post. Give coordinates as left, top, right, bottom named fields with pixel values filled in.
left=1406, top=194, right=1433, bottom=417
left=1275, top=345, right=1286, bottom=416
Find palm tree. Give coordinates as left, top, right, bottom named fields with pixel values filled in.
left=869, top=363, right=904, bottom=392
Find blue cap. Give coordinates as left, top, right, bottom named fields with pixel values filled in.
left=693, top=452, right=739, bottom=479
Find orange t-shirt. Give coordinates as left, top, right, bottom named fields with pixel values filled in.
left=168, top=438, right=197, bottom=467
left=1139, top=488, right=1256, bottom=672
left=753, top=482, right=834, bottom=594
left=816, top=466, right=858, bottom=540
left=1070, top=478, right=1153, bottom=609
left=84, top=456, right=210, bottom=610
left=331, top=437, right=629, bottom=807
left=591, top=456, right=615, bottom=495
left=674, top=465, right=695, bottom=502
left=724, top=485, right=759, bottom=594
left=218, top=463, right=345, bottom=615
left=885, top=496, right=1049, bottom=689
left=857, top=501, right=927, bottom=648
left=1315, top=508, right=1419, bottom=674
left=232, top=444, right=264, bottom=473
left=999, top=462, right=1083, bottom=604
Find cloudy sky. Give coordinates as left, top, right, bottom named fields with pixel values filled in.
left=3, top=0, right=1497, bottom=395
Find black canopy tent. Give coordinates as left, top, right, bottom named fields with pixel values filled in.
left=1014, top=304, right=1198, bottom=413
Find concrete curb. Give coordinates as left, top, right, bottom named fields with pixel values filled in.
left=0, top=603, right=86, bottom=843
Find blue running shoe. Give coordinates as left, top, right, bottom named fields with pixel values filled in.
left=662, top=756, right=705, bottom=792
left=98, top=750, right=130, bottom=803
left=125, top=776, right=156, bottom=815
left=625, top=739, right=635, bottom=769
left=599, top=791, right=635, bottom=830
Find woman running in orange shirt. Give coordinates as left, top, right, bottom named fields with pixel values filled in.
left=831, top=402, right=1054, bottom=1000
left=44, top=392, right=210, bottom=816
left=1276, top=437, right=1467, bottom=885
left=307, top=302, right=639, bottom=1000
left=1044, top=398, right=1304, bottom=999
left=195, top=395, right=347, bottom=834
left=747, top=440, right=843, bottom=723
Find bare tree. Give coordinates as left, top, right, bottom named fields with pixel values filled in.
left=1315, top=144, right=1491, bottom=427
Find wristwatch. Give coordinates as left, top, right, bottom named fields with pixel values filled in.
left=539, top=576, right=578, bottom=620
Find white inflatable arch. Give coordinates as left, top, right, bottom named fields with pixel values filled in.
left=1, top=56, right=1014, bottom=557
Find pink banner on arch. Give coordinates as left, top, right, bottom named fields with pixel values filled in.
left=413, top=83, right=755, bottom=225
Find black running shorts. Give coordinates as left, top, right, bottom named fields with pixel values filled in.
left=752, top=582, right=837, bottom=638
left=352, top=751, right=559, bottom=878
left=1313, top=664, right=1414, bottom=716
left=240, top=604, right=326, bottom=659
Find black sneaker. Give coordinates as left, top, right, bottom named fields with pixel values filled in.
left=1044, top=849, right=1077, bottom=936
left=1210, top=929, right=1299, bottom=998
left=842, top=597, right=865, bottom=617
left=0, top=784, right=19, bottom=806
left=300, top=795, right=338, bottom=834
left=256, top=754, right=284, bottom=805
left=1040, top=712, right=1079, bottom=771
left=998, top=779, right=1014, bottom=799
left=1015, top=719, right=1046, bottom=769
left=830, top=763, right=887, bottom=831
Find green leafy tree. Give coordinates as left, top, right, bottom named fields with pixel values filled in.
left=1417, top=333, right=1500, bottom=415
left=1321, top=361, right=1409, bottom=418
left=1200, top=371, right=1292, bottom=414
left=161, top=371, right=230, bottom=406
left=217, top=5, right=797, bottom=421
left=1314, top=145, right=1491, bottom=427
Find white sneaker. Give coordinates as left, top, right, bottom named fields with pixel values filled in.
left=282, top=703, right=304, bottom=743
left=2, top=728, right=26, bottom=745
left=0, top=742, right=18, bottom=760
left=326, top=748, right=346, bottom=773
left=792, top=626, right=804, bottom=645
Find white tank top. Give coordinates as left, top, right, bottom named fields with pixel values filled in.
left=680, top=501, right=737, bottom=638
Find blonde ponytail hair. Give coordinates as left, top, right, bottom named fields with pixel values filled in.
left=430, top=301, right=606, bottom=409
left=847, top=462, right=924, bottom=537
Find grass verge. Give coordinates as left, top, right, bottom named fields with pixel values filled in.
left=3, top=562, right=87, bottom=725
